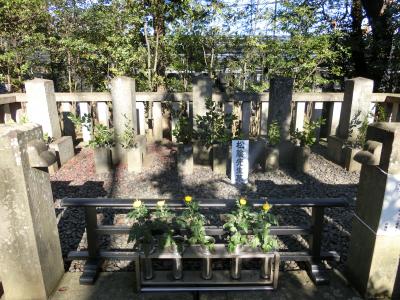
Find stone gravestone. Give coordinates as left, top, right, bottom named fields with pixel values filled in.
left=327, top=77, right=374, bottom=166
left=231, top=140, right=249, bottom=184
left=346, top=122, right=400, bottom=299
left=267, top=77, right=294, bottom=165
left=0, top=123, right=64, bottom=300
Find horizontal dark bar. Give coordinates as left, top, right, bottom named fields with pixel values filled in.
left=67, top=250, right=339, bottom=262
left=62, top=197, right=349, bottom=208
left=96, top=225, right=311, bottom=236
left=140, top=286, right=274, bottom=292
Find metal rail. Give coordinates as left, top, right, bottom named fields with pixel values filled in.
left=61, top=197, right=349, bottom=293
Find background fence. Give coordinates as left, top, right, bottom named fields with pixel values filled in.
left=1, top=87, right=400, bottom=143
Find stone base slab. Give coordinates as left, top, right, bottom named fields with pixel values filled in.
left=177, top=144, right=193, bottom=176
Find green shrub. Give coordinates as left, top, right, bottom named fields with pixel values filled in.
left=172, top=115, right=192, bottom=144
left=119, top=114, right=136, bottom=149
left=194, top=98, right=236, bottom=148
left=88, top=124, right=114, bottom=148
left=292, top=117, right=325, bottom=147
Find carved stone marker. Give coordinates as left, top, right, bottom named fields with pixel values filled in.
left=231, top=140, right=249, bottom=184
left=0, top=123, right=64, bottom=300
left=346, top=122, right=400, bottom=299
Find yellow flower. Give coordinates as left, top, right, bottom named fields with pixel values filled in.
left=239, top=198, right=247, bottom=206
left=184, top=195, right=192, bottom=203
left=133, top=200, right=142, bottom=208
left=157, top=200, right=165, bottom=207
left=262, top=202, right=271, bottom=212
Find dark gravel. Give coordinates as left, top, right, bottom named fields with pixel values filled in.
left=51, top=142, right=359, bottom=273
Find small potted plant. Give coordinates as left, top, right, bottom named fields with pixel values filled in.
left=223, top=197, right=256, bottom=279
left=291, top=118, right=325, bottom=173
left=194, top=98, right=235, bottom=175
left=177, top=195, right=215, bottom=279
left=88, top=123, right=114, bottom=174
left=172, top=113, right=193, bottom=175
left=250, top=201, right=279, bottom=279
left=118, top=114, right=141, bottom=173
left=264, top=120, right=281, bottom=171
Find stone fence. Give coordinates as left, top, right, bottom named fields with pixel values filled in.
left=0, top=77, right=399, bottom=144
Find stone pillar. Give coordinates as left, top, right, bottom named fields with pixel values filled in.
left=267, top=77, right=294, bottom=165
left=136, top=102, right=146, bottom=135
left=111, top=76, right=137, bottom=163
left=294, top=102, right=306, bottom=132
left=338, top=77, right=374, bottom=140
left=192, top=76, right=212, bottom=128
left=346, top=122, right=400, bottom=299
left=327, top=77, right=374, bottom=164
left=97, top=102, right=109, bottom=126
left=0, top=123, right=64, bottom=300
left=78, top=102, right=91, bottom=142
left=241, top=101, right=251, bottom=138
left=25, top=78, right=61, bottom=139
left=152, top=101, right=163, bottom=141
left=260, top=102, right=269, bottom=136
left=327, top=102, right=342, bottom=136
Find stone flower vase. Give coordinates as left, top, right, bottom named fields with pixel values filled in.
left=294, top=145, right=311, bottom=173
left=212, top=143, right=228, bottom=175
left=177, top=144, right=193, bottom=176
left=264, top=145, right=279, bottom=171
left=94, top=147, right=112, bottom=174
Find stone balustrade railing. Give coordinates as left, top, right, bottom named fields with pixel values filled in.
left=0, top=80, right=399, bottom=142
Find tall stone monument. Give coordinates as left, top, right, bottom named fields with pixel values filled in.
left=267, top=77, right=294, bottom=165
left=346, top=122, right=400, bottom=299
left=0, top=123, right=64, bottom=300
left=327, top=77, right=374, bottom=164
left=111, top=76, right=137, bottom=164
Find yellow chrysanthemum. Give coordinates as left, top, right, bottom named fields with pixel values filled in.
left=157, top=200, right=166, bottom=207
left=184, top=195, right=192, bottom=203
left=262, top=202, right=271, bottom=212
left=239, top=198, right=247, bottom=206
left=133, top=200, right=142, bottom=208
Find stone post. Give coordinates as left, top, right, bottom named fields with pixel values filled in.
left=267, top=77, right=294, bottom=165
left=152, top=101, right=163, bottom=141
left=0, top=123, right=64, bottom=300
left=193, top=76, right=212, bottom=165
left=25, top=78, right=62, bottom=139
left=346, top=122, right=400, bottom=299
left=327, top=77, right=374, bottom=164
left=193, top=76, right=212, bottom=128
left=111, top=76, right=137, bottom=163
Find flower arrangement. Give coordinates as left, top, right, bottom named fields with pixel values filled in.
left=177, top=196, right=215, bottom=252
left=128, top=196, right=278, bottom=255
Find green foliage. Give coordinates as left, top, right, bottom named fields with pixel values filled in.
left=118, top=114, right=136, bottom=149
left=194, top=98, right=235, bottom=148
left=348, top=111, right=371, bottom=148
left=375, top=105, right=387, bottom=122
left=172, top=114, right=192, bottom=144
left=267, top=120, right=280, bottom=146
left=250, top=205, right=279, bottom=253
left=88, top=124, right=114, bottom=148
left=67, top=113, right=91, bottom=132
left=223, top=199, right=257, bottom=253
left=292, top=118, right=325, bottom=147
left=128, top=200, right=182, bottom=253
left=176, top=198, right=214, bottom=251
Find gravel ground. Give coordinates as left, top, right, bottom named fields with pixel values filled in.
left=52, top=142, right=359, bottom=273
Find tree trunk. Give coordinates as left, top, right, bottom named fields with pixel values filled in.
left=351, top=0, right=368, bottom=78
